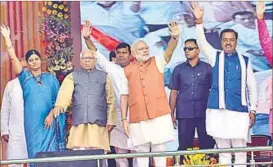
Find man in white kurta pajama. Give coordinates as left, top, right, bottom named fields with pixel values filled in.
left=82, top=20, right=138, bottom=167
left=191, top=3, right=257, bottom=167
left=1, top=78, right=28, bottom=167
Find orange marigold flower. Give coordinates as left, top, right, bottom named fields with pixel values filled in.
left=64, top=14, right=69, bottom=19
left=42, top=7, right=47, bottom=11
left=47, top=9, right=52, bottom=15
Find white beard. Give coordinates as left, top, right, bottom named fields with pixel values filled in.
left=135, top=54, right=150, bottom=62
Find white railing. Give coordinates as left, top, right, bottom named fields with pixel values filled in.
left=1, top=146, right=272, bottom=166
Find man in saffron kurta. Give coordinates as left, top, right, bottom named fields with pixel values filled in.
left=256, top=1, right=273, bottom=66
left=120, top=22, right=180, bottom=167
left=52, top=50, right=117, bottom=151
left=192, top=3, right=257, bottom=167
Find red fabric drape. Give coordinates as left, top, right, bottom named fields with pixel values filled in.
left=81, top=25, right=135, bottom=62
left=81, top=25, right=120, bottom=51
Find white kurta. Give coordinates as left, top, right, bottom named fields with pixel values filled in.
left=1, top=78, right=28, bottom=161
left=121, top=55, right=176, bottom=147
left=196, top=24, right=257, bottom=141
left=95, top=50, right=133, bottom=150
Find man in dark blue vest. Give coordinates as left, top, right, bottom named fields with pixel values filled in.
left=52, top=49, right=117, bottom=152
left=168, top=39, right=215, bottom=163
left=191, top=2, right=257, bottom=167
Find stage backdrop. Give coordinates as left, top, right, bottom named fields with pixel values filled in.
left=0, top=1, right=82, bottom=162
left=0, top=0, right=272, bottom=162
left=80, top=1, right=273, bottom=151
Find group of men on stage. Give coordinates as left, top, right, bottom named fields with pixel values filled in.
left=1, top=2, right=272, bottom=167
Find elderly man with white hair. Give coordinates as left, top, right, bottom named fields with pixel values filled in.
left=51, top=49, right=117, bottom=151
left=120, top=22, right=180, bottom=167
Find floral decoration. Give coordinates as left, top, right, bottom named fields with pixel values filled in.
left=40, top=1, right=74, bottom=83
left=181, top=147, right=218, bottom=167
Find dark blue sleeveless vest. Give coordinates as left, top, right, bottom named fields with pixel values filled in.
left=72, top=68, right=108, bottom=126
left=207, top=51, right=249, bottom=113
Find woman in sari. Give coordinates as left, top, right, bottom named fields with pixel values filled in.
left=1, top=25, right=66, bottom=164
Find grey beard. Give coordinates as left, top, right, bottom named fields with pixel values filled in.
left=135, top=55, right=150, bottom=62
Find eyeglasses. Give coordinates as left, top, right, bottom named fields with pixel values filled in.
left=183, top=47, right=198, bottom=52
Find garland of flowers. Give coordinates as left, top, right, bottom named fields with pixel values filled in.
left=40, top=1, right=74, bottom=83
left=180, top=147, right=218, bottom=167
left=40, top=1, right=73, bottom=140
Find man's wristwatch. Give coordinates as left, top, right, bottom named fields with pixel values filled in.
left=250, top=110, right=256, bottom=114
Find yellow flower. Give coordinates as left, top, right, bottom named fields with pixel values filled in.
left=53, top=4, right=58, bottom=9
left=64, top=14, right=69, bottom=19
left=52, top=10, right=57, bottom=15
left=48, top=1, right=52, bottom=6
left=58, top=4, right=64, bottom=10
left=47, top=9, right=52, bottom=15
left=57, top=12, right=63, bottom=18
left=66, top=61, right=73, bottom=70
left=42, top=6, right=47, bottom=11
left=64, top=7, right=68, bottom=12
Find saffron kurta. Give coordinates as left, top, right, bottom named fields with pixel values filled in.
left=121, top=55, right=175, bottom=147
